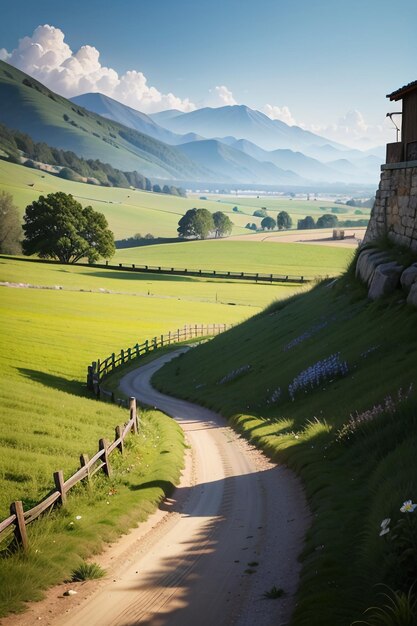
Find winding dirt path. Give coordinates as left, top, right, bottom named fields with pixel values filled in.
left=4, top=351, right=309, bottom=626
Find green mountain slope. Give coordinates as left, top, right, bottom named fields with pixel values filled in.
left=0, top=61, right=209, bottom=181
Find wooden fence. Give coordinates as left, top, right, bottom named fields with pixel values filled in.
left=0, top=256, right=311, bottom=284
left=0, top=398, right=139, bottom=550
left=87, top=323, right=231, bottom=395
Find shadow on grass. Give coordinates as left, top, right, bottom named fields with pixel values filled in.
left=83, top=271, right=195, bottom=283
left=17, top=368, right=86, bottom=397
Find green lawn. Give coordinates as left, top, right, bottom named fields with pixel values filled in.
left=0, top=256, right=259, bottom=615
left=114, top=239, right=354, bottom=277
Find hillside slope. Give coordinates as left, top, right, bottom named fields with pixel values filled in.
left=153, top=269, right=417, bottom=625
left=0, top=61, right=209, bottom=181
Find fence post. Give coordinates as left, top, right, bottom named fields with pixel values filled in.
left=111, top=353, right=115, bottom=369
left=99, top=439, right=111, bottom=477
left=87, top=365, right=93, bottom=390
left=153, top=337, right=157, bottom=350
left=135, top=343, right=139, bottom=357
left=145, top=339, right=149, bottom=353
left=80, top=453, right=90, bottom=481
left=10, top=501, right=28, bottom=550
left=177, top=328, right=180, bottom=342
left=121, top=349, right=124, bottom=363
left=115, top=425, right=124, bottom=454
left=53, top=470, right=67, bottom=505
left=130, top=396, right=138, bottom=434
left=127, top=347, right=131, bottom=361
left=168, top=331, right=171, bottom=344
left=161, top=334, right=164, bottom=347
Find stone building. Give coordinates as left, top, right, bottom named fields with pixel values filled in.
left=364, top=80, right=417, bottom=250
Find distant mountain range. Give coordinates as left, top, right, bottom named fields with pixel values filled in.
left=0, top=60, right=382, bottom=187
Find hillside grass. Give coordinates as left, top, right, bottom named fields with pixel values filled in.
left=114, top=239, right=354, bottom=277
left=153, top=271, right=417, bottom=625
left=0, top=160, right=369, bottom=240
left=0, top=256, right=300, bottom=309
left=0, top=256, right=259, bottom=616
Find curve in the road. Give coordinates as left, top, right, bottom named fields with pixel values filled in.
left=58, top=350, right=310, bottom=626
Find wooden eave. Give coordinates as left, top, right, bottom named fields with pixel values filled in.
left=387, top=80, right=417, bottom=101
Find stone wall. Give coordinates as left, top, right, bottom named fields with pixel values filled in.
left=364, top=163, right=417, bottom=250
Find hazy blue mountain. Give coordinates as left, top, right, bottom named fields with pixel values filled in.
left=177, top=139, right=305, bottom=184
left=150, top=104, right=346, bottom=152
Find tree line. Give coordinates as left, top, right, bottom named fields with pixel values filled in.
left=0, top=122, right=186, bottom=196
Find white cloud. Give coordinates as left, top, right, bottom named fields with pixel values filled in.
left=214, top=85, right=237, bottom=106
left=3, top=24, right=196, bottom=114
left=206, top=84, right=237, bottom=107
left=303, top=109, right=392, bottom=148
left=263, top=104, right=296, bottom=126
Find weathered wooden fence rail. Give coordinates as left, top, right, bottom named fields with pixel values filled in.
left=87, top=323, right=232, bottom=394
left=0, top=398, right=139, bottom=550
left=0, top=256, right=311, bottom=284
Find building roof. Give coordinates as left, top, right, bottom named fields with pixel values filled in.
left=387, top=80, right=417, bottom=101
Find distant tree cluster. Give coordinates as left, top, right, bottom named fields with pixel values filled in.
left=297, top=214, right=339, bottom=229
left=0, top=123, right=186, bottom=197
left=346, top=197, right=374, bottom=208
left=22, top=192, right=115, bottom=263
left=0, top=191, right=21, bottom=254
left=177, top=209, right=233, bottom=239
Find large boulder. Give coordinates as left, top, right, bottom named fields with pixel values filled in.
left=400, top=263, right=417, bottom=293
left=368, top=261, right=404, bottom=300
left=407, top=282, right=417, bottom=307
left=356, top=249, right=391, bottom=286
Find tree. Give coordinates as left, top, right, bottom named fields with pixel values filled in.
left=277, top=211, right=292, bottom=230
left=177, top=208, right=214, bottom=239
left=316, top=214, right=338, bottom=228
left=22, top=192, right=115, bottom=263
left=253, top=208, right=268, bottom=218
left=0, top=191, right=22, bottom=254
left=212, top=211, right=233, bottom=238
left=298, top=216, right=316, bottom=230
left=261, top=216, right=276, bottom=230
left=152, top=184, right=161, bottom=193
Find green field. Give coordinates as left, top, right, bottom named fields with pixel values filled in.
left=0, top=160, right=369, bottom=240
left=153, top=265, right=417, bottom=625
left=114, top=239, right=354, bottom=277
left=0, top=255, right=264, bottom=615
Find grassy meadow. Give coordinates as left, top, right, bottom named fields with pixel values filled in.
left=0, top=255, right=261, bottom=615
left=153, top=266, right=417, bottom=625
left=0, top=160, right=369, bottom=240
left=114, top=239, right=354, bottom=277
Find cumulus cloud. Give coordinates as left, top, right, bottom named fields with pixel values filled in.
left=304, top=109, right=392, bottom=148
left=214, top=85, right=237, bottom=106
left=3, top=24, right=196, bottom=113
left=263, top=104, right=296, bottom=126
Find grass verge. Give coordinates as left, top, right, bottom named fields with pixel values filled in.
left=152, top=271, right=417, bottom=625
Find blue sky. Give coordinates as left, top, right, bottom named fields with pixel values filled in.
left=1, top=0, right=416, bottom=148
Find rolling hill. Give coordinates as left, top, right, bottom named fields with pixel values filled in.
left=0, top=60, right=211, bottom=181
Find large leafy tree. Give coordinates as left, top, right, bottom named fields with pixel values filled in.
left=177, top=208, right=214, bottom=239
left=277, top=210, right=292, bottom=230
left=316, top=214, right=338, bottom=228
left=22, top=192, right=115, bottom=263
left=0, top=191, right=22, bottom=254
left=212, top=211, right=233, bottom=238
left=261, top=216, right=276, bottom=230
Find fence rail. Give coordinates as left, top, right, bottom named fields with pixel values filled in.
left=0, top=398, right=139, bottom=550
left=87, top=323, right=231, bottom=393
left=0, top=256, right=311, bottom=284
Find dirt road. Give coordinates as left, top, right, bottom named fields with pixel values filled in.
left=8, top=351, right=309, bottom=626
